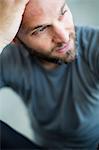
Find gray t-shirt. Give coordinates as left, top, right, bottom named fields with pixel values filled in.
left=0, top=26, right=99, bottom=149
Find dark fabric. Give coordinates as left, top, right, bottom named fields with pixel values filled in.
left=0, top=120, right=46, bottom=149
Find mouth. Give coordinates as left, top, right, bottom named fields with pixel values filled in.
left=55, top=43, right=71, bottom=54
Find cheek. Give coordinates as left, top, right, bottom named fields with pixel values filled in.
left=25, top=34, right=53, bottom=52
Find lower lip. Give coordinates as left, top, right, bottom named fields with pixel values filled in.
left=56, top=44, right=70, bottom=54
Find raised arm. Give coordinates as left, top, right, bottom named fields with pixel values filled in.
left=0, top=0, right=29, bottom=53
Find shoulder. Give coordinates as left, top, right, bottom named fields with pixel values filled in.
left=0, top=42, right=31, bottom=73
left=0, top=43, right=34, bottom=100
left=76, top=26, right=99, bottom=49
left=0, top=42, right=32, bottom=86
left=76, top=25, right=99, bottom=35
left=0, top=42, right=29, bottom=63
left=76, top=26, right=99, bottom=77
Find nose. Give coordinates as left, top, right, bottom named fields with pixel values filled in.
left=52, top=21, right=69, bottom=43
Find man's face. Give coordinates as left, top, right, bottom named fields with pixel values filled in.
left=18, top=0, right=76, bottom=63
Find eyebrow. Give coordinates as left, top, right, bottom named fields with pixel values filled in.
left=26, top=1, right=66, bottom=34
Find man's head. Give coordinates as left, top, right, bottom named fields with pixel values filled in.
left=17, top=0, right=76, bottom=65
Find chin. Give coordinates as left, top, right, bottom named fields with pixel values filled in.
left=51, top=49, right=77, bottom=64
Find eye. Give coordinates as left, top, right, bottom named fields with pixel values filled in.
left=59, top=8, right=67, bottom=21
left=61, top=4, right=68, bottom=16
left=61, top=9, right=67, bottom=16
left=32, top=26, right=47, bottom=36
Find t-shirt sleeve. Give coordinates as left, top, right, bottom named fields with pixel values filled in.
left=77, top=26, right=99, bottom=78
left=0, top=43, right=32, bottom=104
left=0, top=48, right=8, bottom=88
left=0, top=63, right=5, bottom=88
left=0, top=45, right=17, bottom=89
left=0, top=44, right=21, bottom=91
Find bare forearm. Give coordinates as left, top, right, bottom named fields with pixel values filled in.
left=0, top=0, right=29, bottom=53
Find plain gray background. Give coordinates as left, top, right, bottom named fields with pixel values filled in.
left=0, top=0, right=99, bottom=141
left=68, top=0, right=99, bottom=26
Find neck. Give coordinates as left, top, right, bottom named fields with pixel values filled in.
left=39, top=59, right=59, bottom=70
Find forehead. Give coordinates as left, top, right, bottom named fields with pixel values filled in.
left=21, top=0, right=65, bottom=29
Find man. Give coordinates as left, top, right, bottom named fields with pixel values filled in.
left=0, top=0, right=99, bottom=149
